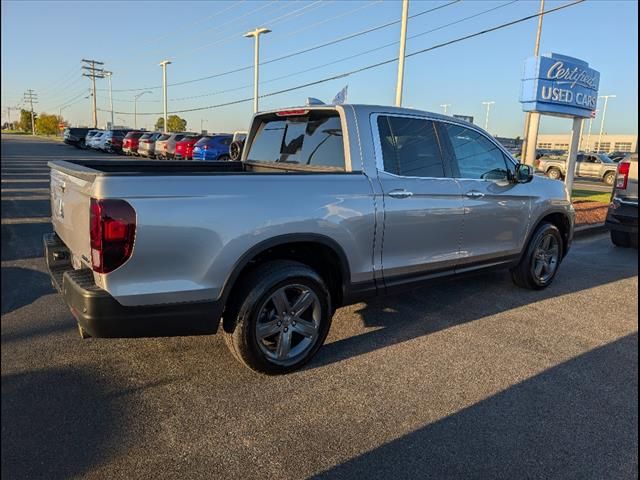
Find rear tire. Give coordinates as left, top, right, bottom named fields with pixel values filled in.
left=218, top=154, right=231, bottom=161
left=547, top=167, right=562, bottom=180
left=223, top=261, right=332, bottom=374
left=511, top=222, right=564, bottom=290
left=229, top=140, right=244, bottom=161
left=610, top=230, right=631, bottom=247
left=603, top=171, right=615, bottom=186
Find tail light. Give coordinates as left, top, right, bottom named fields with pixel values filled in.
left=616, top=162, right=630, bottom=189
left=90, top=198, right=136, bottom=273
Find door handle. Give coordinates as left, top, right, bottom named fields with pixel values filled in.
left=465, top=191, right=485, bottom=199
left=388, top=189, right=413, bottom=199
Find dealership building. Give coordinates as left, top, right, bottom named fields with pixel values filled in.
left=536, top=134, right=637, bottom=153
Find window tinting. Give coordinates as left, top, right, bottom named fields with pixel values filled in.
left=442, top=123, right=509, bottom=180
left=246, top=112, right=344, bottom=170
left=377, top=116, right=445, bottom=178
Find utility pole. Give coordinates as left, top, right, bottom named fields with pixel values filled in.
left=395, top=0, right=409, bottom=107
left=597, top=95, right=616, bottom=153
left=104, top=71, right=114, bottom=128
left=440, top=104, right=451, bottom=115
left=23, top=89, right=38, bottom=135
left=521, top=0, right=545, bottom=165
left=244, top=28, right=271, bottom=114
left=81, top=59, right=105, bottom=128
left=200, top=119, right=207, bottom=133
left=482, top=101, right=495, bottom=132
left=159, top=60, right=171, bottom=133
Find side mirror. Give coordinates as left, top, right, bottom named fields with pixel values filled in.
left=513, top=163, right=534, bottom=184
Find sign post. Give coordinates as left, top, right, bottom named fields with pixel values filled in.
left=520, top=53, right=600, bottom=191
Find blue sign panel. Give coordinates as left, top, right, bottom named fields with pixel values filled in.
left=520, top=53, right=599, bottom=118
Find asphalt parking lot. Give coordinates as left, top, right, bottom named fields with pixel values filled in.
left=1, top=134, right=638, bottom=479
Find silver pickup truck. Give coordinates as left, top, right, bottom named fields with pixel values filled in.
left=45, top=104, right=575, bottom=374
left=536, top=152, right=618, bottom=185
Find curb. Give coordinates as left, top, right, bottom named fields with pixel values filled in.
left=574, top=223, right=608, bottom=238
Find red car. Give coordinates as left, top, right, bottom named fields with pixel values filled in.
left=122, top=131, right=145, bottom=156
left=174, top=135, right=203, bottom=160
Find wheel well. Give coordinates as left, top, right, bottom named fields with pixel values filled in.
left=537, top=213, right=571, bottom=257
left=603, top=170, right=615, bottom=179
left=224, top=241, right=346, bottom=311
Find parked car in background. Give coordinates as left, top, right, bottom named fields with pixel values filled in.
left=45, top=104, right=574, bottom=374
left=102, top=129, right=130, bottom=153
left=84, top=130, right=102, bottom=149
left=122, top=131, right=145, bottom=155
left=63, top=127, right=91, bottom=149
left=192, top=134, right=233, bottom=161
left=607, top=153, right=638, bottom=248
left=609, top=152, right=631, bottom=163
left=88, top=131, right=106, bottom=150
left=138, top=132, right=163, bottom=158
left=535, top=152, right=618, bottom=185
left=165, top=132, right=195, bottom=159
left=174, top=134, right=204, bottom=160
left=153, top=133, right=171, bottom=159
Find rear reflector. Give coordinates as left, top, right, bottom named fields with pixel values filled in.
left=616, top=162, right=630, bottom=190
left=90, top=198, right=136, bottom=273
left=276, top=109, right=309, bottom=117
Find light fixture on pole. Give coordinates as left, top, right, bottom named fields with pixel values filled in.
left=440, top=104, right=451, bottom=115
left=134, top=91, right=152, bottom=129
left=244, top=27, right=271, bottom=113
left=104, top=71, right=114, bottom=128
left=597, top=95, right=616, bottom=153
left=482, top=101, right=495, bottom=131
left=159, top=60, right=172, bottom=133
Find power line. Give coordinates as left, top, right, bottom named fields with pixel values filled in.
left=81, top=59, right=105, bottom=128
left=99, top=0, right=585, bottom=116
left=23, top=89, right=38, bottom=134
left=105, top=0, right=461, bottom=92
left=98, top=0, right=517, bottom=105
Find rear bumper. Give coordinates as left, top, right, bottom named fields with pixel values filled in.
left=606, top=199, right=639, bottom=233
left=43, top=233, right=222, bottom=338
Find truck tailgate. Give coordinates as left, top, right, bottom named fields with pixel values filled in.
left=50, top=167, right=93, bottom=267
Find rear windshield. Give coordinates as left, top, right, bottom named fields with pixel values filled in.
left=195, top=136, right=213, bottom=146
left=246, top=111, right=345, bottom=170
left=140, top=133, right=153, bottom=140
left=125, top=131, right=144, bottom=139
left=173, top=134, right=186, bottom=142
left=157, top=134, right=171, bottom=141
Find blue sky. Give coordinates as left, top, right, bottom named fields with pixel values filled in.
left=1, top=0, right=637, bottom=137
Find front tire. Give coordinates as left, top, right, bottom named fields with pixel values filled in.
left=511, top=222, right=564, bottom=290
left=223, top=261, right=332, bottom=374
left=547, top=167, right=562, bottom=180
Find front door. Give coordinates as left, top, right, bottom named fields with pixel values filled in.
left=374, top=115, right=464, bottom=286
left=437, top=121, right=532, bottom=268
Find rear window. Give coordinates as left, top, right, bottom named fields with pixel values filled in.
left=157, top=134, right=171, bottom=141
left=195, top=136, right=213, bottom=146
left=140, top=133, right=153, bottom=140
left=125, top=131, right=144, bottom=139
left=246, top=111, right=345, bottom=170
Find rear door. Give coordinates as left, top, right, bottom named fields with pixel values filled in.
left=437, top=121, right=532, bottom=267
left=373, top=114, right=464, bottom=285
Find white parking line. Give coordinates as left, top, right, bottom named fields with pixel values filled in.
left=1, top=217, right=51, bottom=224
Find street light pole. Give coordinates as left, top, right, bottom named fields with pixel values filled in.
left=482, top=101, right=495, bottom=131
left=440, top=104, right=451, bottom=115
left=159, top=60, right=171, bottom=133
left=395, top=0, right=409, bottom=107
left=201, top=119, right=207, bottom=133
left=597, top=95, right=616, bottom=153
left=133, top=91, right=152, bottom=130
left=104, top=71, right=114, bottom=128
left=244, top=27, right=271, bottom=114
left=586, top=109, right=598, bottom=152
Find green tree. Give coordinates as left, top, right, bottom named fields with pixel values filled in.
left=154, top=117, right=164, bottom=131
left=35, top=113, right=60, bottom=135
left=167, top=115, right=187, bottom=132
left=19, top=109, right=36, bottom=132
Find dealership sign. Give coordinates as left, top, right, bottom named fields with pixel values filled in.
left=520, top=53, right=599, bottom=118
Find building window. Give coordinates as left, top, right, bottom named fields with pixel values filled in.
left=614, top=142, right=632, bottom=152
left=537, top=142, right=552, bottom=149
left=554, top=143, right=569, bottom=150
left=594, top=142, right=611, bottom=153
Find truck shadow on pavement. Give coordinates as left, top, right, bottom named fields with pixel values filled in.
left=312, top=243, right=638, bottom=371
left=1, top=266, right=54, bottom=316
left=313, top=333, right=638, bottom=479
left=1, top=366, right=170, bottom=480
